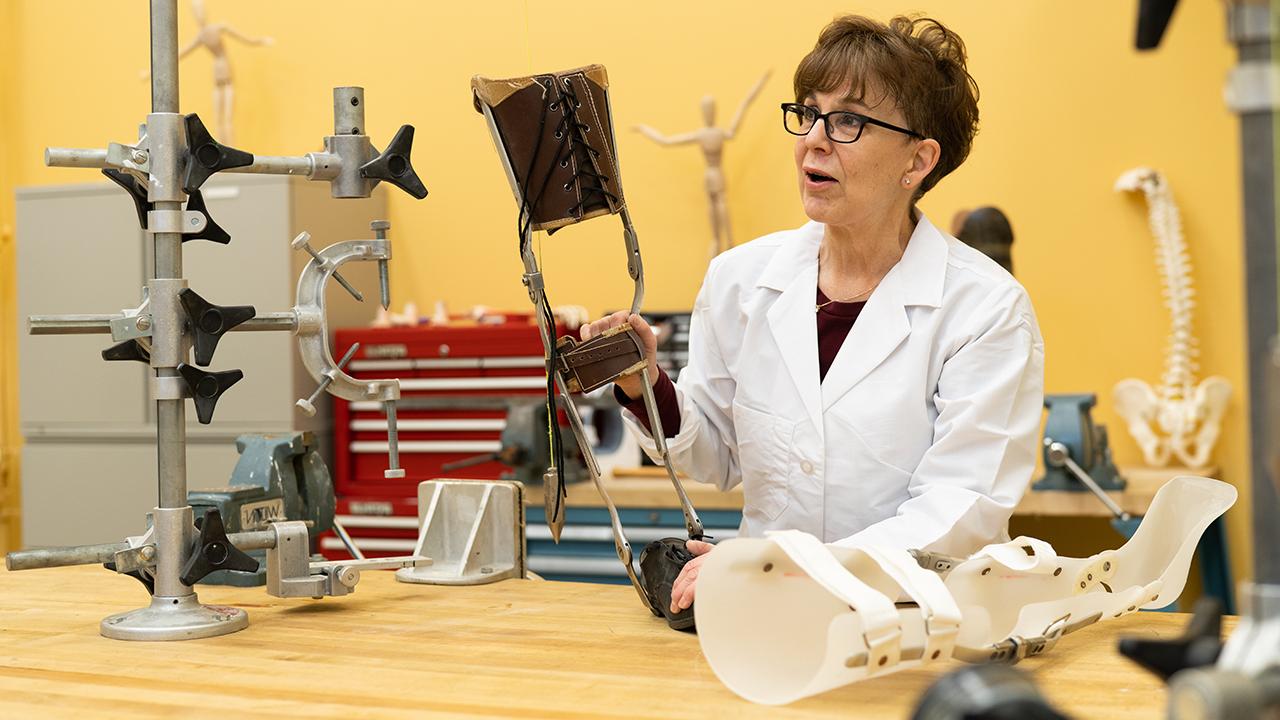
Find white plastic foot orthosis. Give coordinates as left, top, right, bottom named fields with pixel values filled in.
left=695, top=475, right=1236, bottom=705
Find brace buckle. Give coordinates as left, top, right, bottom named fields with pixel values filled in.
left=921, top=616, right=960, bottom=663
left=861, top=622, right=902, bottom=675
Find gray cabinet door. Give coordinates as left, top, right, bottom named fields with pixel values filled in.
left=22, top=438, right=242, bottom=547
left=17, top=185, right=148, bottom=430
left=179, top=177, right=295, bottom=427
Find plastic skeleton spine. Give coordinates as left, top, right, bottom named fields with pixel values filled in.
left=1112, top=168, right=1231, bottom=468
left=473, top=66, right=703, bottom=611
left=694, top=476, right=1236, bottom=705
left=3, top=0, right=427, bottom=641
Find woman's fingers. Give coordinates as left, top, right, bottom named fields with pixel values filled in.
left=669, top=552, right=711, bottom=613
left=686, top=539, right=715, bottom=556
left=580, top=310, right=634, bottom=341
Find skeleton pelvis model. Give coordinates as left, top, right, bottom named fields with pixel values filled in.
left=695, top=475, right=1235, bottom=705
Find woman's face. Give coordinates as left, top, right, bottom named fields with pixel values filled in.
left=793, top=83, right=921, bottom=228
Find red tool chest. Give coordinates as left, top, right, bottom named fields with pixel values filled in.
left=323, top=315, right=559, bottom=560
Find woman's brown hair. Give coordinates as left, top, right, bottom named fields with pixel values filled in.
left=794, top=15, right=980, bottom=197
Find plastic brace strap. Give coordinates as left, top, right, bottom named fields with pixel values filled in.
left=858, top=545, right=962, bottom=665
left=768, top=530, right=902, bottom=674
left=970, top=536, right=1059, bottom=574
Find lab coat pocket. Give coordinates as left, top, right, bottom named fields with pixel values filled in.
left=731, top=399, right=795, bottom=522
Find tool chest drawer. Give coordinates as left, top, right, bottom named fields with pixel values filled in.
left=333, top=318, right=554, bottom=497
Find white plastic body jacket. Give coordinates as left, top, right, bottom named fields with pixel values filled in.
left=622, top=214, right=1046, bottom=556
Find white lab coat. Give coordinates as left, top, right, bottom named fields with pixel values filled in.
left=623, top=214, right=1045, bottom=556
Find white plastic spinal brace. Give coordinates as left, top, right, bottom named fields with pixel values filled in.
left=1113, top=168, right=1232, bottom=468
left=695, top=476, right=1236, bottom=705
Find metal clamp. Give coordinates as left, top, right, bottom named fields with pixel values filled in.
left=105, top=140, right=150, bottom=176
left=292, top=234, right=401, bottom=478
left=146, top=209, right=208, bottom=235
left=150, top=375, right=190, bottom=400
left=265, top=521, right=427, bottom=599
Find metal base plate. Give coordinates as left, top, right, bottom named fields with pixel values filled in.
left=100, top=594, right=248, bottom=641
left=395, top=565, right=519, bottom=586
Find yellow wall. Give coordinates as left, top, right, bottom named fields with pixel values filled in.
left=1, top=0, right=20, bottom=554
left=3, top=2, right=1251, bottom=579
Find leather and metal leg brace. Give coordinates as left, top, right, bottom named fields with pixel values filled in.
left=473, top=65, right=702, bottom=612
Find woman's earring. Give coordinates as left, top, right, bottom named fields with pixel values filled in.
left=903, top=177, right=911, bottom=186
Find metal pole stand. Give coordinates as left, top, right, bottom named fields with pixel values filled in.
left=6, top=0, right=428, bottom=640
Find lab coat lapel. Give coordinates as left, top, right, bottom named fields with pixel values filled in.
left=760, top=224, right=824, bottom=437
left=820, top=214, right=948, bottom=411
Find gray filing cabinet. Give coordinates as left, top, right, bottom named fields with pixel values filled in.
left=17, top=175, right=385, bottom=547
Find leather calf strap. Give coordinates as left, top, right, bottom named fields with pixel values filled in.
left=554, top=325, right=647, bottom=394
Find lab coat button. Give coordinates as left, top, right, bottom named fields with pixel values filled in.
left=801, top=460, right=814, bottom=474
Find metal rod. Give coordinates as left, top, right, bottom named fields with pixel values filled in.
left=384, top=400, right=402, bottom=472
left=333, top=87, right=366, bottom=135
left=371, top=221, right=391, bottom=310
left=44, top=148, right=110, bottom=169
left=28, top=312, right=298, bottom=335
left=6, top=528, right=281, bottom=571
left=554, top=381, right=653, bottom=613
left=637, top=366, right=704, bottom=538
left=226, top=155, right=317, bottom=177
left=44, top=150, right=337, bottom=181
left=291, top=231, right=363, bottom=302
left=1061, top=454, right=1129, bottom=520
left=147, top=0, right=192, bottom=607
left=1046, top=441, right=1130, bottom=520
left=331, top=520, right=365, bottom=561
left=1227, top=1, right=1280, bottom=584
left=149, top=0, right=179, bottom=114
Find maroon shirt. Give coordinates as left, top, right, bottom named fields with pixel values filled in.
left=617, top=288, right=866, bottom=437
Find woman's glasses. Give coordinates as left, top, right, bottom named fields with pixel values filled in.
left=781, top=103, right=922, bottom=143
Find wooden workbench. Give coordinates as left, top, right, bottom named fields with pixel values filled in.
left=0, top=565, right=1233, bottom=719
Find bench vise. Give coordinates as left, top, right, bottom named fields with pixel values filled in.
left=1034, top=394, right=1126, bottom=492
left=187, top=432, right=336, bottom=586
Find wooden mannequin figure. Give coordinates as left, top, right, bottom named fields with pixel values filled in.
left=634, top=71, right=770, bottom=260
left=144, top=0, right=273, bottom=144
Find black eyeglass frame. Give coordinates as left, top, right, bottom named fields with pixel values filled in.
left=780, top=102, right=924, bottom=143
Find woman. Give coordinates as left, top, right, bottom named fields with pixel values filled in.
left=583, top=15, right=1044, bottom=620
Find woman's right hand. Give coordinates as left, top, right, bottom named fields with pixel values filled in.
left=579, top=311, right=659, bottom=400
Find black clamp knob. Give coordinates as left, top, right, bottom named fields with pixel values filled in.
left=360, top=124, right=429, bottom=199
left=183, top=114, right=253, bottom=193
left=183, top=190, right=232, bottom=245
left=103, top=167, right=231, bottom=243
left=1118, top=597, right=1224, bottom=681
left=177, top=363, right=244, bottom=424
left=910, top=664, right=1070, bottom=720
left=178, top=288, right=255, bottom=366
left=180, top=508, right=260, bottom=586
left=102, top=339, right=151, bottom=363
left=102, top=560, right=156, bottom=595
left=102, top=169, right=153, bottom=230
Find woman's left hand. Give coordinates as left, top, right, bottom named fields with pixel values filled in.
left=670, top=539, right=715, bottom=614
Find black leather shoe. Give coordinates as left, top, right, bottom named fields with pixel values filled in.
left=639, top=537, right=697, bottom=632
